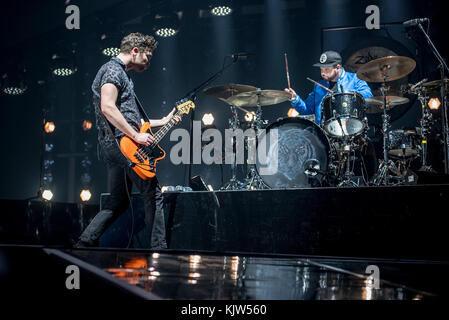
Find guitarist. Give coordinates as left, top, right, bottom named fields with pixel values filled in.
left=77, top=32, right=181, bottom=248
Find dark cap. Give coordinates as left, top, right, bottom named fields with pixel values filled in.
left=313, top=51, right=342, bottom=67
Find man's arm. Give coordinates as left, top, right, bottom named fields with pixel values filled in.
left=100, top=83, right=154, bottom=146
left=148, top=108, right=182, bottom=129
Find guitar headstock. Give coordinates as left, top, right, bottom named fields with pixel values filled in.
left=176, top=99, right=195, bottom=115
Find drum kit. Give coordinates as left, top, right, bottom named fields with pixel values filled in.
left=203, top=56, right=442, bottom=190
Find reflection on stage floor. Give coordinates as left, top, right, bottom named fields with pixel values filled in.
left=67, top=249, right=446, bottom=300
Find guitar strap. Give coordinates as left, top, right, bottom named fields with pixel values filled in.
left=134, top=93, right=151, bottom=123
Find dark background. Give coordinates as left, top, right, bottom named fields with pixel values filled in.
left=0, top=0, right=447, bottom=204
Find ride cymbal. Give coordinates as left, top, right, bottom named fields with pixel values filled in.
left=357, top=56, right=416, bottom=83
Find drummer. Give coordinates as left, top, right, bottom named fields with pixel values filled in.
left=284, top=51, right=373, bottom=124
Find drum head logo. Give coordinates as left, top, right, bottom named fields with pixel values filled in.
left=320, top=53, right=327, bottom=64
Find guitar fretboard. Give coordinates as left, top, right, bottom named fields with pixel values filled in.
left=151, top=109, right=183, bottom=146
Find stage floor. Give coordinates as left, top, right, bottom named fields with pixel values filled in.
left=62, top=248, right=447, bottom=300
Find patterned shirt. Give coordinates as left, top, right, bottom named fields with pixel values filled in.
left=92, top=57, right=144, bottom=161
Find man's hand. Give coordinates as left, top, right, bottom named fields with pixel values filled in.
left=284, top=88, right=297, bottom=101
left=133, top=132, right=154, bottom=146
left=164, top=107, right=182, bottom=126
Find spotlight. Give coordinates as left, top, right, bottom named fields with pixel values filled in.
left=153, top=12, right=180, bottom=38
left=287, top=107, right=299, bottom=117
left=82, top=120, right=93, bottom=131
left=428, top=97, right=441, bottom=110
left=2, top=70, right=27, bottom=95
left=155, top=28, right=177, bottom=38
left=202, top=113, right=215, bottom=126
left=3, top=86, right=26, bottom=95
left=80, top=189, right=92, bottom=202
left=42, top=189, right=54, bottom=201
left=100, top=33, right=121, bottom=57
left=51, top=52, right=77, bottom=77
left=44, top=121, right=56, bottom=133
left=244, top=111, right=256, bottom=122
left=211, top=6, right=232, bottom=16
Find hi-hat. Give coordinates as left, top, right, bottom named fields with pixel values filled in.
left=226, top=90, right=291, bottom=107
left=357, top=56, right=416, bottom=83
left=203, top=84, right=257, bottom=102
left=365, top=96, right=409, bottom=114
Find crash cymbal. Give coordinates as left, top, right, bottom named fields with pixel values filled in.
left=203, top=84, right=257, bottom=102
left=365, top=96, right=409, bottom=114
left=226, top=90, right=291, bottom=107
left=357, top=56, right=416, bottom=83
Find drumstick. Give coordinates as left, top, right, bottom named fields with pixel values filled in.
left=306, top=77, right=334, bottom=94
left=284, top=53, right=291, bottom=89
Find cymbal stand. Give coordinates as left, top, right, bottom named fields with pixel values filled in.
left=372, top=82, right=395, bottom=186
left=416, top=88, right=434, bottom=171
left=221, top=105, right=245, bottom=190
left=241, top=94, right=270, bottom=190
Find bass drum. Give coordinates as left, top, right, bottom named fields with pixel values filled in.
left=256, top=117, right=331, bottom=189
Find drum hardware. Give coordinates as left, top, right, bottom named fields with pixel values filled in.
left=240, top=94, right=271, bottom=190
left=357, top=56, right=416, bottom=186
left=203, top=83, right=260, bottom=190
left=404, top=80, right=436, bottom=172
left=221, top=105, right=246, bottom=190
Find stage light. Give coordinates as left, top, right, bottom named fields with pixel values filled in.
left=82, top=120, right=92, bottom=131
left=52, top=68, right=75, bottom=76
left=207, top=185, right=214, bottom=191
left=42, top=189, right=53, bottom=201
left=244, top=111, right=256, bottom=122
left=202, top=113, right=215, bottom=126
left=155, top=28, right=177, bottom=38
left=51, top=53, right=77, bottom=77
left=428, top=97, right=441, bottom=110
left=153, top=12, right=180, bottom=38
left=3, top=86, right=26, bottom=95
left=288, top=107, right=299, bottom=117
left=102, top=47, right=121, bottom=57
left=2, top=70, right=27, bottom=95
left=211, top=6, right=232, bottom=16
left=44, top=121, right=55, bottom=133
left=80, top=189, right=92, bottom=202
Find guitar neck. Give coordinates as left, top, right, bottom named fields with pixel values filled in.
left=152, top=110, right=183, bottom=145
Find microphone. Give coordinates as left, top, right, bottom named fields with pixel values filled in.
left=230, top=52, right=255, bottom=61
left=403, top=18, right=429, bottom=27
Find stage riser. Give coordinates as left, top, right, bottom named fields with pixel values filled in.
left=1, top=185, right=448, bottom=260
left=161, top=185, right=449, bottom=260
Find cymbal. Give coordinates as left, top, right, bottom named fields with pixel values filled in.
left=226, top=90, right=291, bottom=107
left=357, top=56, right=416, bottom=82
left=203, top=84, right=257, bottom=102
left=422, top=79, right=449, bottom=92
left=365, top=96, right=409, bottom=114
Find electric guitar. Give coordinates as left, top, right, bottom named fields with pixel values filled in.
left=120, top=99, right=195, bottom=180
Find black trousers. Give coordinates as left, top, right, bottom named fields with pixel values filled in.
left=79, top=146, right=167, bottom=249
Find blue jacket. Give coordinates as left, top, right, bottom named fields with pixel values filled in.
left=291, top=68, right=373, bottom=124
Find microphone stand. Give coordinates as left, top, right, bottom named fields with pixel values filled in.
left=416, top=22, right=449, bottom=174
left=183, top=56, right=240, bottom=187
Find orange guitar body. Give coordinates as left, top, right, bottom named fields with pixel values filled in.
left=120, top=122, right=166, bottom=180
left=119, top=99, right=194, bottom=180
